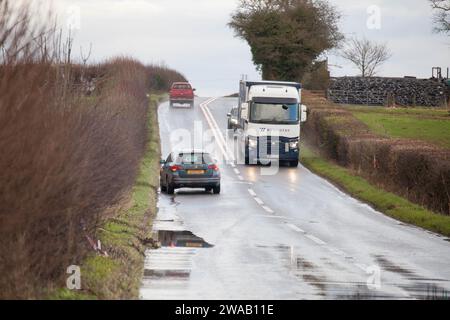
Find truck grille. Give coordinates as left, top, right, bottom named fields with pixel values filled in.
left=257, top=138, right=287, bottom=155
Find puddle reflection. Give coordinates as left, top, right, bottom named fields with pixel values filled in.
left=158, top=230, right=214, bottom=248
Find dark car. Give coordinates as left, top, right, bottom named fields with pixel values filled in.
left=169, top=82, right=195, bottom=107
left=227, top=107, right=239, bottom=131
left=160, top=150, right=221, bottom=194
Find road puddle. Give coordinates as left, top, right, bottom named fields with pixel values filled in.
left=375, top=255, right=415, bottom=276
left=142, top=227, right=213, bottom=278
left=399, top=283, right=449, bottom=299
left=157, top=230, right=213, bottom=248
left=140, top=195, right=214, bottom=299
left=375, top=255, right=450, bottom=299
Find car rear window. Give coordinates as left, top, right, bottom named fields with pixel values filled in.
left=173, top=84, right=191, bottom=90
left=177, top=153, right=212, bottom=164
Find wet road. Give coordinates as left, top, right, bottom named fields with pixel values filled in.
left=140, top=97, right=450, bottom=300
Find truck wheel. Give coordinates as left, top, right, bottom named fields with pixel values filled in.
left=213, top=185, right=221, bottom=194
left=167, top=184, right=175, bottom=195
left=245, top=145, right=250, bottom=165
left=290, top=160, right=299, bottom=167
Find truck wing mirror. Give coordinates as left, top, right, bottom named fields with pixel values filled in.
left=300, top=105, right=307, bottom=122
left=241, top=102, right=249, bottom=119
left=227, top=113, right=231, bottom=117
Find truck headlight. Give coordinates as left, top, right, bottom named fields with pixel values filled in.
left=248, top=138, right=257, bottom=148
left=289, top=140, right=299, bottom=149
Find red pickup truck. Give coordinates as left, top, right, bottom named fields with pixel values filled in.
left=169, top=82, right=195, bottom=108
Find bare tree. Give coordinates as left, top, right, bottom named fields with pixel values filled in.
left=340, top=37, right=392, bottom=78
left=429, top=0, right=450, bottom=34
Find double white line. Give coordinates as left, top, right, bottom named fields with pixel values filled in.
left=199, top=98, right=235, bottom=163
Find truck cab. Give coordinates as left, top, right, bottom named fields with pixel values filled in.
left=236, top=80, right=307, bottom=167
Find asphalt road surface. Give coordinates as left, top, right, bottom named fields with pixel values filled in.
left=140, top=97, right=450, bottom=300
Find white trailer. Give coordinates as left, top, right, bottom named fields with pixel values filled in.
left=235, top=80, right=307, bottom=167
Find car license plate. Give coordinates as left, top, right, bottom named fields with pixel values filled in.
left=185, top=242, right=203, bottom=248
left=187, top=170, right=204, bottom=175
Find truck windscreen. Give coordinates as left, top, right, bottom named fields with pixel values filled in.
left=250, top=103, right=299, bottom=124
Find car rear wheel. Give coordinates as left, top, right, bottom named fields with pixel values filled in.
left=160, top=177, right=167, bottom=192
left=213, top=185, right=221, bottom=194
left=167, top=183, right=175, bottom=195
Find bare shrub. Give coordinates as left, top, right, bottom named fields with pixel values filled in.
left=145, top=63, right=187, bottom=92
left=0, top=1, right=152, bottom=298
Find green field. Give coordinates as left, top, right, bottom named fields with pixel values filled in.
left=345, top=106, right=450, bottom=149
left=341, top=104, right=450, bottom=117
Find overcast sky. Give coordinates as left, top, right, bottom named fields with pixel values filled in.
left=53, top=0, right=449, bottom=96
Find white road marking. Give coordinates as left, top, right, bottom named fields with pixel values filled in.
left=262, top=206, right=275, bottom=214
left=202, top=99, right=277, bottom=218
left=200, top=99, right=235, bottom=162
left=199, top=98, right=229, bottom=161
left=305, top=234, right=327, bottom=245
left=286, top=223, right=305, bottom=233
left=254, top=197, right=264, bottom=206
left=203, top=103, right=229, bottom=148
left=201, top=99, right=245, bottom=186
left=248, top=188, right=257, bottom=197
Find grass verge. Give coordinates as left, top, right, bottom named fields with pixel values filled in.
left=49, top=94, right=165, bottom=300
left=301, top=144, right=450, bottom=237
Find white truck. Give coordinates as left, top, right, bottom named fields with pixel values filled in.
left=233, top=80, right=307, bottom=167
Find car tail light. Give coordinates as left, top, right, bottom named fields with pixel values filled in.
left=170, top=165, right=182, bottom=172
left=208, top=164, right=219, bottom=171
